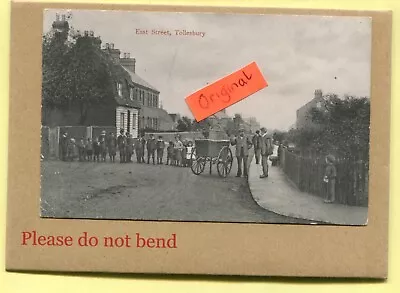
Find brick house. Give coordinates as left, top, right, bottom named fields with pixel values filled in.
left=296, top=89, right=326, bottom=129
left=42, top=14, right=175, bottom=138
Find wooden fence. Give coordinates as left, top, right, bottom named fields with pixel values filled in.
left=281, top=149, right=369, bottom=207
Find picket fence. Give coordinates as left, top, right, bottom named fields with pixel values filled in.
left=281, top=149, right=369, bottom=207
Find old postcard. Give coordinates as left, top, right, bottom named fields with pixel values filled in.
left=40, top=9, right=370, bottom=225
left=6, top=2, right=391, bottom=278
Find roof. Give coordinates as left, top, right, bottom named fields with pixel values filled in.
left=122, top=67, right=159, bottom=93
left=114, top=95, right=141, bottom=109
left=107, top=63, right=142, bottom=109
left=141, top=106, right=174, bottom=123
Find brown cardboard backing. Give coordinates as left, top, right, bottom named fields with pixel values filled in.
left=6, top=1, right=392, bottom=278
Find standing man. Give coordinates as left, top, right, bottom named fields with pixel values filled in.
left=125, top=132, right=134, bottom=162
left=260, top=127, right=273, bottom=178
left=230, top=128, right=253, bottom=177
left=117, top=129, right=126, bottom=163
left=156, top=135, right=166, bottom=164
left=146, top=134, right=157, bottom=165
left=252, top=130, right=262, bottom=164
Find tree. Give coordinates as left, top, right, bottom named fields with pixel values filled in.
left=272, top=130, right=287, bottom=143
left=292, top=94, right=370, bottom=160
left=42, top=30, right=71, bottom=118
left=176, top=116, right=193, bottom=131
left=64, top=36, right=114, bottom=124
left=191, top=118, right=211, bottom=131
left=42, top=27, right=115, bottom=125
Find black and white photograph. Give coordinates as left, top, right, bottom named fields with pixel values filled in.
left=40, top=9, right=371, bottom=225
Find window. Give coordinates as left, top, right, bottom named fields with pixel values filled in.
left=120, top=112, right=126, bottom=130
left=141, top=116, right=145, bottom=129
left=154, top=118, right=158, bottom=130
left=129, top=87, right=134, bottom=100
left=135, top=88, right=138, bottom=100
left=117, top=83, right=122, bottom=97
left=147, top=117, right=151, bottom=128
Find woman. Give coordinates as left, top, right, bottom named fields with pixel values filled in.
left=173, top=135, right=184, bottom=167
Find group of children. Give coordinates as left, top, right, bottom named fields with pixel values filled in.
left=166, top=138, right=194, bottom=167
left=60, top=130, right=195, bottom=167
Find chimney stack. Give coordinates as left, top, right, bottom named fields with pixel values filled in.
left=120, top=52, right=136, bottom=73
left=104, top=43, right=120, bottom=61
left=314, top=89, right=323, bottom=100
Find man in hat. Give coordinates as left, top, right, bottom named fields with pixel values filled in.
left=252, top=130, right=262, bottom=164
left=117, top=129, right=127, bottom=163
left=146, top=134, right=157, bottom=165
left=259, top=127, right=273, bottom=178
left=230, top=127, right=253, bottom=177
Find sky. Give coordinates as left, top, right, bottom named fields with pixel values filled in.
left=43, top=9, right=371, bottom=130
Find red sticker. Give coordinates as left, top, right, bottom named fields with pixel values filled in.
left=185, top=62, right=268, bottom=121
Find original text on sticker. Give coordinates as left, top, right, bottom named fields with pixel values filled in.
left=185, top=62, right=268, bottom=121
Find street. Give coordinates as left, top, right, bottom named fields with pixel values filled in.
left=40, top=158, right=312, bottom=224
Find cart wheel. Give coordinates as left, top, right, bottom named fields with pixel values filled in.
left=217, top=146, right=233, bottom=177
left=191, top=148, right=205, bottom=175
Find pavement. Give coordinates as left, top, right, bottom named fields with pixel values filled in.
left=247, top=158, right=368, bottom=225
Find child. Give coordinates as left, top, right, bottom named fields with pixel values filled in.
left=93, top=137, right=101, bottom=162
left=323, top=154, right=337, bottom=203
left=67, top=138, right=78, bottom=161
left=85, top=138, right=93, bottom=161
left=186, top=141, right=194, bottom=167
left=166, top=141, right=174, bottom=165
left=99, top=133, right=107, bottom=162
left=78, top=138, right=86, bottom=162
left=181, top=140, right=188, bottom=167
left=108, top=132, right=117, bottom=163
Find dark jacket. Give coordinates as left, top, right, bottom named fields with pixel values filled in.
left=230, top=135, right=252, bottom=157
left=146, top=138, right=157, bottom=151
